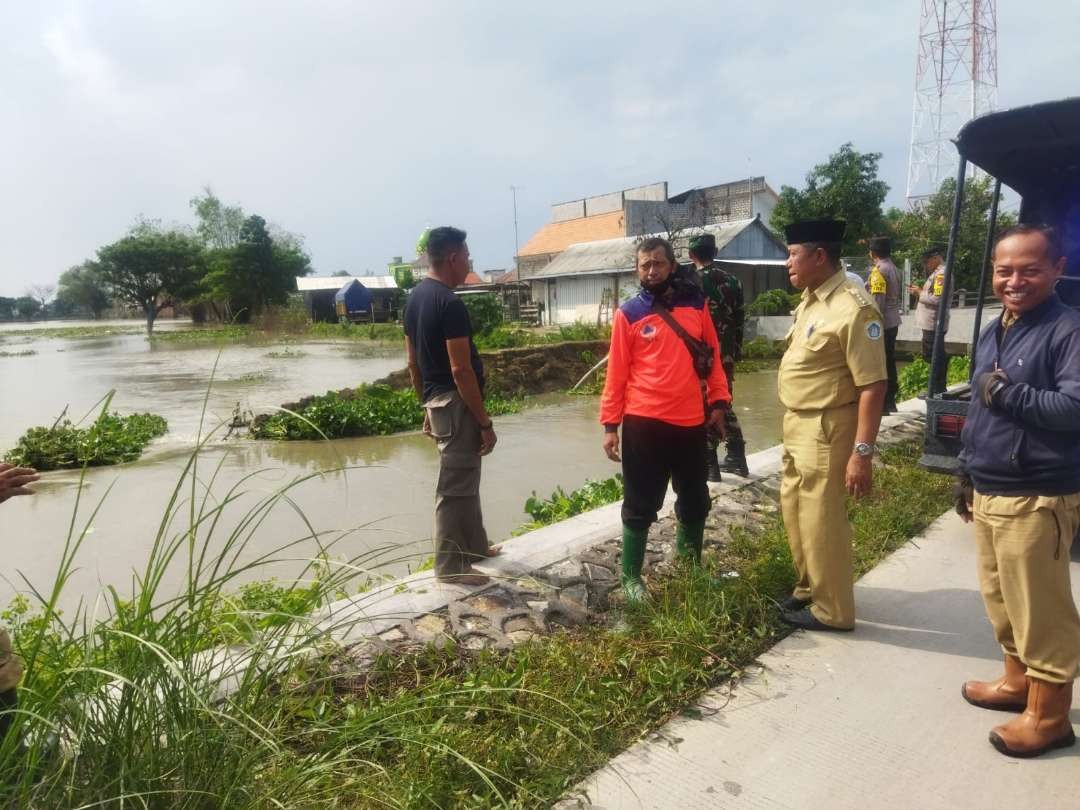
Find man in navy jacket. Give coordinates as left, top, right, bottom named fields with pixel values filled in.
left=957, top=224, right=1080, bottom=758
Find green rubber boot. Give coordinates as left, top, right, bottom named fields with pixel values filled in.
left=676, top=520, right=724, bottom=587
left=675, top=520, right=706, bottom=563
left=620, top=524, right=650, bottom=605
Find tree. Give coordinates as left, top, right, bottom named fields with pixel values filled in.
left=0, top=297, right=16, bottom=320
left=26, top=284, right=56, bottom=319
left=201, top=215, right=311, bottom=321
left=885, top=175, right=1014, bottom=294
left=190, top=187, right=245, bottom=250
left=14, top=296, right=41, bottom=320
left=771, top=143, right=890, bottom=255
left=55, top=262, right=111, bottom=319
left=97, top=222, right=206, bottom=333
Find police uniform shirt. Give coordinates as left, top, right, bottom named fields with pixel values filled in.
left=779, top=271, right=888, bottom=411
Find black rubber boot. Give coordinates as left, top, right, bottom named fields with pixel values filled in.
left=719, top=440, right=750, bottom=478
left=706, top=447, right=723, bottom=483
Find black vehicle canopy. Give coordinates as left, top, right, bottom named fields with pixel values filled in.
left=956, top=97, right=1080, bottom=230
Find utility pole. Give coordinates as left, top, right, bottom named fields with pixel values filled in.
left=510, top=185, right=521, bottom=273
left=906, top=0, right=997, bottom=206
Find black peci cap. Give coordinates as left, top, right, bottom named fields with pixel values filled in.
left=784, top=218, right=846, bottom=245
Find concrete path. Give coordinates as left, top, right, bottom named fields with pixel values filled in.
left=569, top=511, right=1080, bottom=809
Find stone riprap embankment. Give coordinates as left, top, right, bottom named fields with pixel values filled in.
left=313, top=411, right=927, bottom=670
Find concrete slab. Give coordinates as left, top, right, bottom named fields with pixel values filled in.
left=573, top=511, right=1080, bottom=810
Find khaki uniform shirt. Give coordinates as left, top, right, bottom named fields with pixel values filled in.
left=779, top=271, right=888, bottom=411
left=915, top=267, right=948, bottom=332
left=868, top=258, right=902, bottom=330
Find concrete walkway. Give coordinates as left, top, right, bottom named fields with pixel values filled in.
left=568, top=512, right=1080, bottom=809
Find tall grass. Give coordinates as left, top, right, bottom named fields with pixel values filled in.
left=0, top=376, right=425, bottom=807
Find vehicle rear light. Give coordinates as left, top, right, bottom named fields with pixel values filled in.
left=936, top=414, right=966, bottom=438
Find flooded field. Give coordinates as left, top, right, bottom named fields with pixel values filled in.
left=0, top=320, right=785, bottom=608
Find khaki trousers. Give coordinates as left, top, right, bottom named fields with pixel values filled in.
left=780, top=405, right=858, bottom=629
left=426, top=390, right=489, bottom=577
left=973, top=491, right=1080, bottom=683
left=0, top=628, right=22, bottom=693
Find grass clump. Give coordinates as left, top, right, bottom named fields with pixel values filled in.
left=898, top=355, right=971, bottom=399
left=250, top=384, right=524, bottom=440
left=516, top=474, right=624, bottom=534
left=0, top=349, right=36, bottom=357
left=4, top=410, right=167, bottom=470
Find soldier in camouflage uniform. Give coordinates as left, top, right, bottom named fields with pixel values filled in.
left=688, top=234, right=749, bottom=479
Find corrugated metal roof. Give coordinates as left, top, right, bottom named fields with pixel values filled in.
left=529, top=219, right=764, bottom=280
left=295, top=275, right=398, bottom=292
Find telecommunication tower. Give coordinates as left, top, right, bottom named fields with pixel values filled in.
left=906, top=0, right=998, bottom=205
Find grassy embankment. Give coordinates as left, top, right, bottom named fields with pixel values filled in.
left=1, top=438, right=952, bottom=806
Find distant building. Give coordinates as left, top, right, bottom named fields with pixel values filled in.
left=296, top=275, right=399, bottom=322
left=515, top=177, right=781, bottom=279
left=526, top=217, right=789, bottom=326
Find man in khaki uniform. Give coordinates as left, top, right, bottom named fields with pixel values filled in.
left=956, top=224, right=1080, bottom=758
left=778, top=219, right=887, bottom=631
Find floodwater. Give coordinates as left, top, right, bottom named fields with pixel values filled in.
left=0, top=320, right=784, bottom=609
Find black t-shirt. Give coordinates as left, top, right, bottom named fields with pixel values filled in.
left=403, top=278, right=485, bottom=402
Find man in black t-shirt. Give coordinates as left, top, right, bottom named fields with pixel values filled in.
left=404, top=226, right=499, bottom=586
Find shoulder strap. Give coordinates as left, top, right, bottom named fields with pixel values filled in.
left=651, top=301, right=701, bottom=347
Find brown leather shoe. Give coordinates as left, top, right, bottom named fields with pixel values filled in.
left=962, top=654, right=1028, bottom=711
left=989, top=677, right=1077, bottom=758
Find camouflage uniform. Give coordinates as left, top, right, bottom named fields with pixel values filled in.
left=701, top=261, right=749, bottom=475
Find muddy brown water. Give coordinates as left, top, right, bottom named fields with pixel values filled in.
left=0, top=321, right=784, bottom=610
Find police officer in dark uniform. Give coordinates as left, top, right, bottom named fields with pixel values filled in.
left=688, top=233, right=749, bottom=478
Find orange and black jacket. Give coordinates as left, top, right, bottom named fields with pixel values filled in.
left=600, top=286, right=731, bottom=429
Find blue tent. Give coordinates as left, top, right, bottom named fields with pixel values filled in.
left=335, top=280, right=372, bottom=317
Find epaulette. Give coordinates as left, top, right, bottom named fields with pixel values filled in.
left=845, top=286, right=872, bottom=308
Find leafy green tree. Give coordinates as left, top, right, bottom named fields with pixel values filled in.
left=201, top=215, right=311, bottom=321
left=97, top=222, right=206, bottom=333
left=884, top=175, right=1014, bottom=294
left=771, top=143, right=890, bottom=255
left=56, top=262, right=112, bottom=319
left=14, top=296, right=41, bottom=320
left=0, top=297, right=16, bottom=320
left=190, top=187, right=245, bottom=249
left=461, top=293, right=503, bottom=335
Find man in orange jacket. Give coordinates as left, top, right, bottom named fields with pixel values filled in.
left=600, top=237, right=732, bottom=603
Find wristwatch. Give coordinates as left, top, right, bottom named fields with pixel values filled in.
left=853, top=442, right=875, bottom=458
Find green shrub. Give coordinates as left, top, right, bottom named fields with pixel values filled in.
left=461, top=293, right=503, bottom=335
left=474, top=326, right=533, bottom=350
left=739, top=337, right=786, bottom=360
left=747, top=288, right=800, bottom=316
left=553, top=321, right=610, bottom=342
left=897, top=355, right=971, bottom=400
left=4, top=411, right=168, bottom=471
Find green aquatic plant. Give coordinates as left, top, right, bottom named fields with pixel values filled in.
left=4, top=407, right=167, bottom=471
left=249, top=384, right=525, bottom=441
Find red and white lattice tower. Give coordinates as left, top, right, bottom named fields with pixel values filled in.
left=906, top=0, right=998, bottom=205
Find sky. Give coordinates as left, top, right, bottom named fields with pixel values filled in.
left=3, top=1, right=1079, bottom=296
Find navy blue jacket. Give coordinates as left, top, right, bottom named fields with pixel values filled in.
left=959, top=294, right=1080, bottom=495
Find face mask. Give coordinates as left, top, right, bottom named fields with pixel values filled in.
left=642, top=277, right=671, bottom=296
